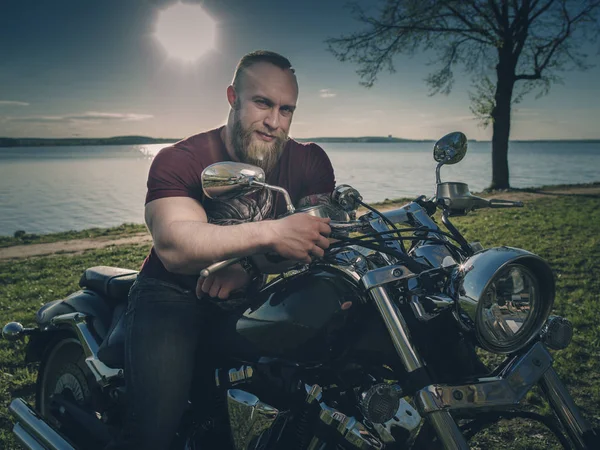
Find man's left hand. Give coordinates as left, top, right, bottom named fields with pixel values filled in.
left=196, top=263, right=251, bottom=300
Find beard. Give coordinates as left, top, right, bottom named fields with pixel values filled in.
left=231, top=110, right=287, bottom=174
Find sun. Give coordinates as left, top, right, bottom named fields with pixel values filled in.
left=153, top=2, right=216, bottom=62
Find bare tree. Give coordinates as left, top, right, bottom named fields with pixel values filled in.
left=327, top=0, right=600, bottom=189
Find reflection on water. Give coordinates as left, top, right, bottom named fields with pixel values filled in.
left=0, top=141, right=598, bottom=236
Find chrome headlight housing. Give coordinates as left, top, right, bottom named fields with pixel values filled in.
left=448, top=247, right=555, bottom=354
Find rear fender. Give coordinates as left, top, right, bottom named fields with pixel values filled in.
left=25, top=329, right=75, bottom=363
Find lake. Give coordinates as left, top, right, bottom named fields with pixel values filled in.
left=0, top=141, right=598, bottom=236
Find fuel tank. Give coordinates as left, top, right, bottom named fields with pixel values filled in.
left=236, top=268, right=362, bottom=362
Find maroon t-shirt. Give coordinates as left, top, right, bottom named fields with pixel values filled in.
left=140, top=126, right=335, bottom=289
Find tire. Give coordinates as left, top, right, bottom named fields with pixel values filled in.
left=36, top=336, right=93, bottom=428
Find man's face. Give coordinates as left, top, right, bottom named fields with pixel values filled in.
left=230, top=62, right=298, bottom=173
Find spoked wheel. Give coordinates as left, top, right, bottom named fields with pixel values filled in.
left=36, top=337, right=92, bottom=423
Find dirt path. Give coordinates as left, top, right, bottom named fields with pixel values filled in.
left=0, top=233, right=152, bottom=260
left=1, top=185, right=598, bottom=261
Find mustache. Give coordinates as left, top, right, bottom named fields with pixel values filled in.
left=254, top=128, right=286, bottom=141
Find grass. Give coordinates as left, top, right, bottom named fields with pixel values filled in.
left=0, top=223, right=148, bottom=248
left=1, top=193, right=599, bottom=449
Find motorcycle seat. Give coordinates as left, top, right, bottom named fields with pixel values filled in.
left=79, top=266, right=138, bottom=307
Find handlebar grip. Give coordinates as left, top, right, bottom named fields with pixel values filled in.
left=200, top=258, right=240, bottom=278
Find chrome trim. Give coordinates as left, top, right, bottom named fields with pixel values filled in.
left=3, top=321, right=25, bottom=341
left=201, top=161, right=265, bottom=200
left=9, top=398, right=76, bottom=450
left=368, top=217, right=404, bottom=258
left=50, top=312, right=121, bottom=385
left=305, top=384, right=323, bottom=404
left=373, top=399, right=422, bottom=444
left=226, top=389, right=280, bottom=450
left=361, top=265, right=416, bottom=290
left=433, top=132, right=468, bottom=166
left=428, top=410, right=469, bottom=450
left=410, top=295, right=455, bottom=322
left=368, top=286, right=423, bottom=372
left=540, top=316, right=573, bottom=350
left=448, top=247, right=555, bottom=353
left=318, top=402, right=383, bottom=449
left=540, top=367, right=592, bottom=449
left=416, top=342, right=552, bottom=413
left=13, top=422, right=45, bottom=450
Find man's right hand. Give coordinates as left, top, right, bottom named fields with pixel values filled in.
left=266, top=214, right=331, bottom=264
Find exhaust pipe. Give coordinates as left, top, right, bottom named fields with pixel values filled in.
left=9, top=398, right=76, bottom=450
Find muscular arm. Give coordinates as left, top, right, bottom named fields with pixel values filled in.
left=146, top=196, right=331, bottom=275
left=146, top=197, right=272, bottom=275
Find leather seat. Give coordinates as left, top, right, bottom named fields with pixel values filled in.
left=79, top=266, right=138, bottom=307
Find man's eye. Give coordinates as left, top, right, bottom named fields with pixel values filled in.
left=280, top=108, right=293, bottom=117
left=255, top=99, right=268, bottom=107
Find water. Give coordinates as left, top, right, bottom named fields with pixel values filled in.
left=0, top=141, right=598, bottom=236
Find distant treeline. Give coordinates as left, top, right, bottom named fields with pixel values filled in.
left=295, top=136, right=432, bottom=143
left=0, top=136, right=180, bottom=148
left=1, top=135, right=598, bottom=148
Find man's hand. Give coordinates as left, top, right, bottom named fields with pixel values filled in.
left=266, top=214, right=331, bottom=264
left=196, top=263, right=251, bottom=300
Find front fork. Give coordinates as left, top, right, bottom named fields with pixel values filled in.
left=363, top=268, right=596, bottom=449
left=540, top=367, right=596, bottom=449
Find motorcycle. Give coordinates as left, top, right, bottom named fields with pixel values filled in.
left=3, top=132, right=599, bottom=449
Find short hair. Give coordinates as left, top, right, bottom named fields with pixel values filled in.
left=232, top=50, right=295, bottom=91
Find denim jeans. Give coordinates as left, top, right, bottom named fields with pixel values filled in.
left=108, top=273, right=217, bottom=450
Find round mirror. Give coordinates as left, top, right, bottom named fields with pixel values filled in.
left=201, top=162, right=265, bottom=200
left=433, top=132, right=468, bottom=165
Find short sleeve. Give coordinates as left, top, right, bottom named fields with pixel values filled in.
left=145, top=145, right=204, bottom=204
left=303, top=143, right=336, bottom=196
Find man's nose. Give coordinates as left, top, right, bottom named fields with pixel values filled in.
left=263, top=108, right=279, bottom=130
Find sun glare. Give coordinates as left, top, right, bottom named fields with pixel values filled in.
left=153, top=2, right=216, bottom=62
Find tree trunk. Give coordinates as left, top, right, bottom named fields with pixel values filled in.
left=490, top=60, right=516, bottom=190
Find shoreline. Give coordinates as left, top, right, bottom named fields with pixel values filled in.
left=1, top=182, right=598, bottom=260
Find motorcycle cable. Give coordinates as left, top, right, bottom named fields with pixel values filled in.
left=356, top=199, right=407, bottom=253
left=329, top=229, right=469, bottom=260
left=331, top=227, right=464, bottom=245
left=326, top=237, right=427, bottom=273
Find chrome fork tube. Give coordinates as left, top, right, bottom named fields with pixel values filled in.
left=369, top=286, right=423, bottom=372
left=368, top=285, right=469, bottom=449
left=539, top=367, right=593, bottom=449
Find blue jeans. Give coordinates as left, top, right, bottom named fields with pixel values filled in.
left=110, top=273, right=215, bottom=450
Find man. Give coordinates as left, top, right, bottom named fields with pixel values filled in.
left=117, top=50, right=335, bottom=449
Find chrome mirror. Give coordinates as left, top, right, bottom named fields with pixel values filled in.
left=434, top=132, right=468, bottom=185
left=433, top=132, right=467, bottom=165
left=201, top=162, right=266, bottom=200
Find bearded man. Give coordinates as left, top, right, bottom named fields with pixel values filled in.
left=114, top=51, right=335, bottom=449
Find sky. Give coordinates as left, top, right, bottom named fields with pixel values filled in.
left=1, top=0, right=599, bottom=141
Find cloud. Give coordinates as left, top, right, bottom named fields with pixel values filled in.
left=7, top=111, right=154, bottom=123
left=0, top=101, right=30, bottom=107
left=319, top=89, right=336, bottom=98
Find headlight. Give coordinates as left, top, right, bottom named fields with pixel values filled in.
left=449, top=247, right=555, bottom=354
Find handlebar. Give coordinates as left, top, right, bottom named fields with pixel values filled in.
left=200, top=258, right=240, bottom=278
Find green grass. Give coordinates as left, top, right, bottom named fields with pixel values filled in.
left=0, top=223, right=148, bottom=248
left=1, top=193, right=599, bottom=449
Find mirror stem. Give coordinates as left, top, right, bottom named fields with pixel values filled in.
left=435, top=162, right=444, bottom=184
left=251, top=181, right=295, bottom=213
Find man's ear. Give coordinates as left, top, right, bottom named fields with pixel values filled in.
left=226, top=85, right=237, bottom=108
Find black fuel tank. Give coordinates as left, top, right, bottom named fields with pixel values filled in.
left=236, top=268, right=362, bottom=361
